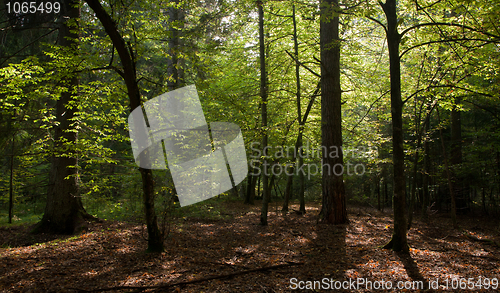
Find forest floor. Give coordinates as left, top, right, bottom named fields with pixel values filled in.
left=1, top=201, right=499, bottom=292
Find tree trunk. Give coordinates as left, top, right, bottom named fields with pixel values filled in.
left=292, top=4, right=306, bottom=215
left=167, top=0, right=184, bottom=90
left=319, top=0, right=347, bottom=224
left=451, top=100, right=465, bottom=213
left=381, top=0, right=408, bottom=252
left=8, top=132, right=15, bottom=224
left=282, top=169, right=293, bottom=212
left=34, top=0, right=91, bottom=234
left=376, top=176, right=381, bottom=211
left=258, top=1, right=270, bottom=226
left=437, top=108, right=458, bottom=229
left=245, top=175, right=256, bottom=205
left=85, top=0, right=163, bottom=252
left=421, top=102, right=431, bottom=221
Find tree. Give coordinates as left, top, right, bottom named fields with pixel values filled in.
left=34, top=0, right=94, bottom=234
left=258, top=0, right=270, bottom=226
left=379, top=0, right=408, bottom=252
left=84, top=0, right=164, bottom=252
left=319, top=0, right=347, bottom=224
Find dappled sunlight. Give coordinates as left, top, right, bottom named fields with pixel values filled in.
left=1, top=202, right=499, bottom=291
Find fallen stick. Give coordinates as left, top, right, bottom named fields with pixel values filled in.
left=464, top=232, right=500, bottom=247
left=72, top=261, right=304, bottom=292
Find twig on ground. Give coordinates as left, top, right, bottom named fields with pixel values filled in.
left=72, top=261, right=304, bottom=292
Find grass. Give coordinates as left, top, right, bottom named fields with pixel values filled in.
left=0, top=210, right=42, bottom=227
left=0, top=193, right=245, bottom=229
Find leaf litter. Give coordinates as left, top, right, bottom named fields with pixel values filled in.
left=0, top=202, right=499, bottom=292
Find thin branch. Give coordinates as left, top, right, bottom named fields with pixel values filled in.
left=400, top=38, right=495, bottom=59
left=285, top=50, right=320, bottom=77
left=366, top=16, right=387, bottom=34
left=0, top=28, right=58, bottom=67
left=462, top=100, right=500, bottom=122
left=403, top=84, right=494, bottom=105
left=400, top=22, right=500, bottom=39
left=348, top=89, right=390, bottom=137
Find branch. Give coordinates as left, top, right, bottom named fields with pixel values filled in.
left=348, top=89, right=390, bottom=137
left=285, top=50, right=320, bottom=78
left=84, top=0, right=141, bottom=110
left=400, top=38, right=495, bottom=59
left=73, top=262, right=304, bottom=292
left=74, top=66, right=124, bottom=78
left=403, top=84, right=494, bottom=105
left=462, top=100, right=500, bottom=122
left=0, top=28, right=58, bottom=67
left=366, top=16, right=387, bottom=34
left=301, top=81, right=321, bottom=125
left=400, top=22, right=500, bottom=39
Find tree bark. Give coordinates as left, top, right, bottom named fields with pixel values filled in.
left=292, top=4, right=306, bottom=215
left=258, top=0, right=270, bottom=226
left=451, top=99, right=465, bottom=213
left=319, top=0, right=347, bottom=224
left=85, top=0, right=163, bottom=252
left=437, top=108, right=458, bottom=229
left=167, top=0, right=184, bottom=90
left=244, top=175, right=256, bottom=205
left=8, top=131, right=15, bottom=224
left=34, top=0, right=91, bottom=234
left=421, top=102, right=431, bottom=221
left=381, top=0, right=408, bottom=252
left=282, top=169, right=292, bottom=212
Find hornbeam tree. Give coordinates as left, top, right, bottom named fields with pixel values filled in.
left=85, top=0, right=164, bottom=252
left=379, top=0, right=409, bottom=252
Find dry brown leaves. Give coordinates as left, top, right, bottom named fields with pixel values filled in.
left=0, top=202, right=499, bottom=292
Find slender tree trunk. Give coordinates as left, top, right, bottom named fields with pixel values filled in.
left=408, top=140, right=419, bottom=229
left=377, top=176, right=381, bottom=211
left=292, top=5, right=306, bottom=214
left=258, top=0, right=270, bottom=226
left=245, top=175, right=256, bottom=204
left=422, top=103, right=431, bottom=221
left=437, top=108, right=458, bottom=228
left=319, top=0, right=347, bottom=224
left=282, top=169, right=293, bottom=212
left=384, top=177, right=389, bottom=208
left=34, top=0, right=91, bottom=234
left=85, top=0, right=163, bottom=252
left=381, top=0, right=408, bottom=252
left=8, top=132, right=14, bottom=224
left=450, top=100, right=464, bottom=213
left=482, top=187, right=486, bottom=215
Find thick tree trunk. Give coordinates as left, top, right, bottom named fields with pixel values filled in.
left=319, top=0, right=347, bottom=224
left=258, top=0, right=270, bottom=226
left=381, top=0, right=408, bottom=252
left=85, top=0, right=163, bottom=252
left=34, top=0, right=91, bottom=234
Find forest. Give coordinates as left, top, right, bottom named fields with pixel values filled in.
left=0, top=0, right=499, bottom=291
